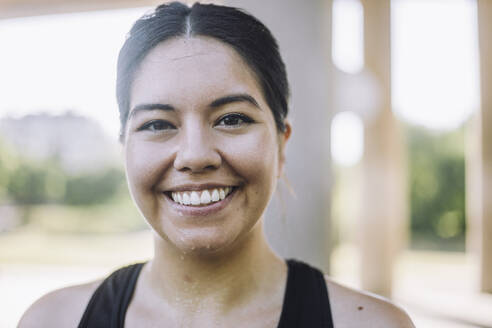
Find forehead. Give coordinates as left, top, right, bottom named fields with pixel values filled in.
left=130, top=37, right=262, bottom=109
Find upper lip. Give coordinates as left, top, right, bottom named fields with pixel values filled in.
left=163, top=183, right=238, bottom=192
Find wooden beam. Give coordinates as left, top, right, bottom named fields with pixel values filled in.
left=477, top=0, right=492, bottom=293
left=359, top=0, right=407, bottom=297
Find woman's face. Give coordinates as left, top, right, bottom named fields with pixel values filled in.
left=124, top=37, right=289, bottom=254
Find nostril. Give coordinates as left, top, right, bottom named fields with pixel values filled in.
left=173, top=145, right=222, bottom=173
left=182, top=165, right=219, bottom=174
left=178, top=166, right=192, bottom=172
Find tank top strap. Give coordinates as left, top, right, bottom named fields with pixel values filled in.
left=277, top=259, right=334, bottom=328
left=78, top=262, right=145, bottom=328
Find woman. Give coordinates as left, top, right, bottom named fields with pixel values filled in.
left=20, top=2, right=414, bottom=327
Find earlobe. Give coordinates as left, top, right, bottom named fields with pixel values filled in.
left=283, top=121, right=292, bottom=143
left=277, top=120, right=292, bottom=176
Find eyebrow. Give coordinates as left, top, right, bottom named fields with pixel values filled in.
left=130, top=93, right=261, bottom=118
left=130, top=103, right=175, bottom=118
left=209, top=94, right=261, bottom=110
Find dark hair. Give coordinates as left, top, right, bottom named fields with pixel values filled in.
left=116, top=2, right=289, bottom=139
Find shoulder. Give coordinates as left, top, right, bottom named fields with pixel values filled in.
left=18, top=280, right=102, bottom=328
left=324, top=276, right=415, bottom=328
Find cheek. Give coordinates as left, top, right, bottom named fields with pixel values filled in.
left=124, top=139, right=173, bottom=198
left=219, top=128, right=279, bottom=188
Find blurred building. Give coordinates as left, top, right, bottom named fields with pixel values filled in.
left=0, top=113, right=120, bottom=174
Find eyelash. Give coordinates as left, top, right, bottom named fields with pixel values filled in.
left=137, top=120, right=176, bottom=132
left=137, top=113, right=254, bottom=133
left=215, top=113, right=254, bottom=127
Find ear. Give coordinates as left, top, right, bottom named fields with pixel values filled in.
left=277, top=120, right=292, bottom=176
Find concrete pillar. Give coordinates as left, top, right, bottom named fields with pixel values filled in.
left=476, top=0, right=492, bottom=293
left=359, top=0, right=407, bottom=297
left=226, top=0, right=333, bottom=272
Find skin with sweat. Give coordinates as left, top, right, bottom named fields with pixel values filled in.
left=125, top=36, right=284, bottom=256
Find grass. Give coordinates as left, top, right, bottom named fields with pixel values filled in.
left=0, top=229, right=153, bottom=266
left=18, top=198, right=146, bottom=234
left=0, top=200, right=153, bottom=266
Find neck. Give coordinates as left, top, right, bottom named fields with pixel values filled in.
left=146, top=222, right=286, bottom=314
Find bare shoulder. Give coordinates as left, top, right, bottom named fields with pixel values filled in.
left=324, top=276, right=415, bottom=328
left=18, top=279, right=102, bottom=328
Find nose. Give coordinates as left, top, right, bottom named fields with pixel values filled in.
left=173, top=124, right=221, bottom=173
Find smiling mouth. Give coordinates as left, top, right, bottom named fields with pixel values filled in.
left=165, top=187, right=235, bottom=206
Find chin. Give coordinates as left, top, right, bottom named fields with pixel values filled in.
left=164, top=226, right=243, bottom=256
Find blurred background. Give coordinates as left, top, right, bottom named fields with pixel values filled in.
left=1, top=0, right=491, bottom=327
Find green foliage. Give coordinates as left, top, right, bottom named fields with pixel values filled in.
left=0, top=139, right=19, bottom=199
left=406, top=124, right=466, bottom=251
left=7, top=163, right=51, bottom=204
left=0, top=138, right=126, bottom=208
left=0, top=136, right=139, bottom=233
left=63, top=169, right=125, bottom=205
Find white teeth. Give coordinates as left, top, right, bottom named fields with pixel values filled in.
left=190, top=191, right=200, bottom=205
left=200, top=190, right=211, bottom=204
left=211, top=189, right=220, bottom=202
left=170, top=187, right=234, bottom=206
left=182, top=193, right=191, bottom=205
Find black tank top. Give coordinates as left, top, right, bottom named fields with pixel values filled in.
left=78, top=259, right=334, bottom=327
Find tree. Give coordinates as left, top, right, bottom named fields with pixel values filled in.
left=406, top=124, right=466, bottom=251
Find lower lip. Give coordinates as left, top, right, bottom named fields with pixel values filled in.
left=164, top=188, right=237, bottom=217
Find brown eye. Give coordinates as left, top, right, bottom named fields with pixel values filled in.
left=216, top=113, right=254, bottom=127
left=138, top=120, right=176, bottom=132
